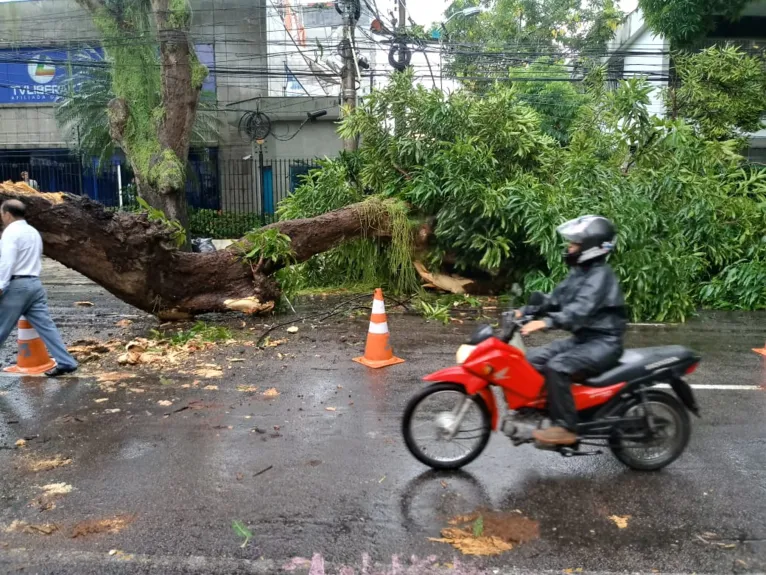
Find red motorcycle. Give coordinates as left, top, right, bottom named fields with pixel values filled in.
left=402, top=302, right=701, bottom=472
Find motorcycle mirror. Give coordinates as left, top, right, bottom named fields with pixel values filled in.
left=468, top=324, right=494, bottom=345
left=528, top=291, right=545, bottom=306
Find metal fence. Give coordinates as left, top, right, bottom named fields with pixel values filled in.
left=0, top=157, right=321, bottom=237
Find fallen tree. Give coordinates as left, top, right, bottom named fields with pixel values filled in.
left=0, top=182, right=394, bottom=318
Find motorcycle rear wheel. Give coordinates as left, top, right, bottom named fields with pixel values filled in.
left=609, top=390, right=691, bottom=471
left=402, top=383, right=492, bottom=470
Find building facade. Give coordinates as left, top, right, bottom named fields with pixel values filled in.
left=0, top=0, right=346, bottom=214
left=603, top=2, right=766, bottom=164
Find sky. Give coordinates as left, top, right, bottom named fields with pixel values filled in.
left=405, top=0, right=640, bottom=28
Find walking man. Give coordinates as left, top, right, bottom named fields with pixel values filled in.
left=0, top=200, right=77, bottom=377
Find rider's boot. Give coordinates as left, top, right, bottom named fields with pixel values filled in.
left=533, top=426, right=577, bottom=446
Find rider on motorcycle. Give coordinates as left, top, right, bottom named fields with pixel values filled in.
left=517, top=215, right=627, bottom=447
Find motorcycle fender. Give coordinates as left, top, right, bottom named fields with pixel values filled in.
left=670, top=377, right=700, bottom=417
left=423, top=367, right=499, bottom=430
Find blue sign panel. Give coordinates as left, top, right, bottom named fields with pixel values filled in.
left=0, top=47, right=104, bottom=104
left=0, top=44, right=216, bottom=105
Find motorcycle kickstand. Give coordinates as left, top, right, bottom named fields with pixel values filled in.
left=559, top=444, right=603, bottom=457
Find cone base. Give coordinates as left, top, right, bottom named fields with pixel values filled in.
left=353, top=356, right=405, bottom=369
left=3, top=360, right=56, bottom=376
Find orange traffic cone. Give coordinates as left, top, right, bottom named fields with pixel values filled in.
left=353, top=289, right=405, bottom=369
left=3, top=317, right=56, bottom=375
left=753, top=343, right=766, bottom=388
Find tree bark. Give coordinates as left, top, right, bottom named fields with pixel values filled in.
left=0, top=184, right=393, bottom=318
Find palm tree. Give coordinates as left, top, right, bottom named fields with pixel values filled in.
left=55, top=46, right=220, bottom=171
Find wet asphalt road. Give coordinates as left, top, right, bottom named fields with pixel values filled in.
left=1, top=263, right=765, bottom=574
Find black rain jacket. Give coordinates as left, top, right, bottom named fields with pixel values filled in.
left=522, top=261, right=627, bottom=339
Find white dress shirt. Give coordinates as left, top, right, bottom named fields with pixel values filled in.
left=0, top=220, right=43, bottom=292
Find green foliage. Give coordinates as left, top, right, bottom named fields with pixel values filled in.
left=472, top=515, right=484, bottom=538
left=236, top=228, right=294, bottom=267
left=231, top=520, right=252, bottom=548
left=188, top=209, right=266, bottom=239
left=509, top=59, right=590, bottom=145
left=669, top=45, right=766, bottom=141
left=416, top=300, right=452, bottom=324
left=442, top=0, right=622, bottom=88
left=136, top=196, right=186, bottom=247
left=639, top=0, right=749, bottom=47
left=283, top=68, right=766, bottom=321
left=151, top=321, right=233, bottom=346
left=279, top=160, right=419, bottom=294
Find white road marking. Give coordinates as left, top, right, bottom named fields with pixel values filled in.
left=657, top=383, right=763, bottom=391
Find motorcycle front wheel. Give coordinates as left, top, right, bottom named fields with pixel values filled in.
left=609, top=390, right=691, bottom=472
left=402, top=383, right=492, bottom=470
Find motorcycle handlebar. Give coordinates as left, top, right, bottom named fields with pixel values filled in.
left=500, top=310, right=534, bottom=342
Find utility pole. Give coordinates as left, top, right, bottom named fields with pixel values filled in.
left=340, top=0, right=358, bottom=152
left=398, top=0, right=406, bottom=38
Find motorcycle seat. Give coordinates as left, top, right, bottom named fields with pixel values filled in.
left=583, top=345, right=696, bottom=388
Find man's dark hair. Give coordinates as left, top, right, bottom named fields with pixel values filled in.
left=1, top=200, right=27, bottom=219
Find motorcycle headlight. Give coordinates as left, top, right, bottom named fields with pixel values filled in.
left=456, top=345, right=476, bottom=365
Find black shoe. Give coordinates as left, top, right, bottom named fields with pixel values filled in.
left=45, top=366, right=78, bottom=378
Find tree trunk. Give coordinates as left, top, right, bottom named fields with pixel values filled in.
left=76, top=0, right=205, bottom=236
left=0, top=184, right=393, bottom=318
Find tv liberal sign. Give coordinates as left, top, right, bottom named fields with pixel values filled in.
left=0, top=45, right=216, bottom=105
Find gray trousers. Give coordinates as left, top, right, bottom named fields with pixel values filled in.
left=527, top=336, right=622, bottom=431
left=0, top=278, right=77, bottom=370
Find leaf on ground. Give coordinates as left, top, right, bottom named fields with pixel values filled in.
left=157, top=400, right=173, bottom=407
left=104, top=408, right=121, bottom=414
left=608, top=515, right=631, bottom=529
left=128, top=388, right=145, bottom=394
left=232, top=520, right=253, bottom=548
left=287, top=326, right=299, bottom=334
left=26, top=455, right=72, bottom=473
left=15, top=439, right=26, bottom=448
left=5, top=520, right=58, bottom=535
left=227, top=358, right=246, bottom=363
left=264, top=338, right=287, bottom=348
left=473, top=515, right=484, bottom=538
left=40, top=483, right=73, bottom=496
left=115, top=319, right=133, bottom=328
left=325, top=407, right=337, bottom=412
left=429, top=528, right=513, bottom=556
left=263, top=388, right=280, bottom=398
left=94, top=398, right=109, bottom=403
left=74, top=301, right=95, bottom=307
left=203, top=385, right=219, bottom=391
left=96, top=372, right=137, bottom=384
left=195, top=368, right=223, bottom=379
left=70, top=516, right=133, bottom=538
left=236, top=385, right=259, bottom=393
